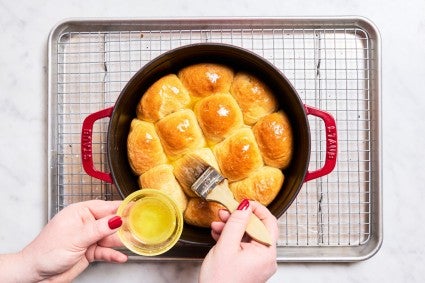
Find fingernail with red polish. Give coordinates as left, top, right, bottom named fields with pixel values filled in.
left=237, top=199, right=250, bottom=210
left=108, top=216, right=122, bottom=230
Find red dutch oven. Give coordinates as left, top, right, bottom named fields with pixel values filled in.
left=81, top=43, right=337, bottom=246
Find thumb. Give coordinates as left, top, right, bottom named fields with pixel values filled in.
left=216, top=199, right=251, bottom=250
left=79, top=215, right=122, bottom=247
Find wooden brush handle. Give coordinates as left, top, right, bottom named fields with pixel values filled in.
left=206, top=181, right=272, bottom=246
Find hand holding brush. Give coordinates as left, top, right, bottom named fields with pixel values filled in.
left=200, top=200, right=278, bottom=283
left=174, top=155, right=274, bottom=246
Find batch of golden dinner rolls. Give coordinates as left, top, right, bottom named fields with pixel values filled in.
left=127, top=63, right=293, bottom=228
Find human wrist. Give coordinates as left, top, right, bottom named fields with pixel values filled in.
left=18, top=248, right=47, bottom=282
left=0, top=251, right=43, bottom=283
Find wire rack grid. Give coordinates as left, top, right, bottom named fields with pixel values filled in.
left=48, top=18, right=381, bottom=261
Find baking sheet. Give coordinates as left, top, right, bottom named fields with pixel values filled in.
left=48, top=17, right=382, bottom=261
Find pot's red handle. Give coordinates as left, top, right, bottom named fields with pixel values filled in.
left=81, top=107, right=114, bottom=183
left=303, top=105, right=337, bottom=182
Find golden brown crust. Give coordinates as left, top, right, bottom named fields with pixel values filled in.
left=194, top=93, right=244, bottom=144
left=229, top=166, right=284, bottom=206
left=127, top=119, right=167, bottom=175
left=155, top=109, right=206, bottom=160
left=178, top=63, right=234, bottom=98
left=213, top=128, right=264, bottom=182
left=139, top=164, right=188, bottom=213
left=183, top=198, right=225, bottom=228
left=136, top=74, right=191, bottom=122
left=253, top=111, right=293, bottom=169
left=230, top=72, right=277, bottom=125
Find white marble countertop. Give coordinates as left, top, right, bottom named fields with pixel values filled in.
left=1, top=0, right=425, bottom=282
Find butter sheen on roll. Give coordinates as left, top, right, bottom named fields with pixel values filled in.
left=213, top=128, right=264, bottom=182
left=127, top=119, right=167, bottom=175
left=136, top=74, right=191, bottom=122
left=184, top=198, right=225, bottom=228
left=194, top=93, right=244, bottom=143
left=253, top=111, right=293, bottom=169
left=178, top=63, right=234, bottom=98
left=156, top=109, right=206, bottom=160
left=230, top=72, right=278, bottom=125
left=139, top=164, right=188, bottom=213
left=229, top=166, right=284, bottom=206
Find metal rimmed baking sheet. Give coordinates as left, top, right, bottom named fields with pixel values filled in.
left=47, top=17, right=382, bottom=261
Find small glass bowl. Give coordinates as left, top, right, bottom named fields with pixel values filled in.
left=117, top=189, right=183, bottom=256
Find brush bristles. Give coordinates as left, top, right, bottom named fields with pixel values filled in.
left=191, top=166, right=224, bottom=198
left=174, top=154, right=212, bottom=189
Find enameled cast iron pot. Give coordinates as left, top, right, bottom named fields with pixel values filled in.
left=81, top=43, right=337, bottom=246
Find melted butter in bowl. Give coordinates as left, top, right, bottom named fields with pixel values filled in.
left=128, top=197, right=176, bottom=245
left=117, top=189, right=183, bottom=256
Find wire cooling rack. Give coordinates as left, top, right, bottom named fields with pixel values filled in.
left=48, top=18, right=382, bottom=261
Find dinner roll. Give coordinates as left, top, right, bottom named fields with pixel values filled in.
left=127, top=119, right=167, bottom=175
left=230, top=72, right=277, bottom=125
left=139, top=164, right=188, bottom=213
left=194, top=93, right=244, bottom=143
left=173, top=148, right=221, bottom=198
left=136, top=74, right=191, bottom=122
left=229, top=166, right=284, bottom=206
left=184, top=198, right=225, bottom=228
left=253, top=111, right=293, bottom=169
left=178, top=63, right=234, bottom=98
left=213, top=128, right=263, bottom=182
left=156, top=109, right=206, bottom=160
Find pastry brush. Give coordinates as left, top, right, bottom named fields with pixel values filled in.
left=175, top=155, right=272, bottom=246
